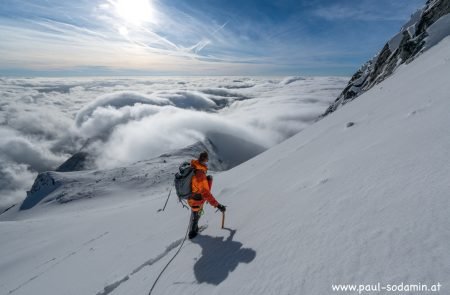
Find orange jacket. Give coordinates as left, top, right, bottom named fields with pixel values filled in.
left=191, top=159, right=219, bottom=207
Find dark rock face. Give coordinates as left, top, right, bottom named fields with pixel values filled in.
left=417, top=0, right=450, bottom=34
left=21, top=172, right=60, bottom=210
left=56, top=152, right=94, bottom=172
left=323, top=0, right=450, bottom=117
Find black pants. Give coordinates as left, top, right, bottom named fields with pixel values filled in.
left=190, top=211, right=201, bottom=233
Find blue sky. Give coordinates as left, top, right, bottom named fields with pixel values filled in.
left=0, top=0, right=425, bottom=76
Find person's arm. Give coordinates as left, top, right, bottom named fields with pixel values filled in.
left=199, top=173, right=219, bottom=207
left=202, top=190, right=219, bottom=207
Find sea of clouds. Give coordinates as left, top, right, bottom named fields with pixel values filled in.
left=0, top=76, right=347, bottom=210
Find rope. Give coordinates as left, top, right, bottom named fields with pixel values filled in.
left=148, top=212, right=192, bottom=295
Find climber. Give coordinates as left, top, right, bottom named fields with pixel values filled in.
left=187, top=151, right=226, bottom=239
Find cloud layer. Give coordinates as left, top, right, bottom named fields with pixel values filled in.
left=0, top=76, right=347, bottom=210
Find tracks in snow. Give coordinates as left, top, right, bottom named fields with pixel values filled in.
left=8, top=231, right=109, bottom=294
left=95, top=238, right=184, bottom=295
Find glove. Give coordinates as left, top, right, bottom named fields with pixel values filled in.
left=217, top=204, right=226, bottom=212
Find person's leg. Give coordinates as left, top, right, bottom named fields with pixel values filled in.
left=188, top=194, right=206, bottom=239
left=189, top=210, right=201, bottom=239
left=192, top=210, right=200, bottom=231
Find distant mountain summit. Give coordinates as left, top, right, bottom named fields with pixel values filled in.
left=323, top=0, right=450, bottom=116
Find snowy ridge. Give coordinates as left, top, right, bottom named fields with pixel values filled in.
left=13, top=135, right=258, bottom=215
left=323, top=0, right=450, bottom=116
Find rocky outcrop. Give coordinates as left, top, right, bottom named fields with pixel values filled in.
left=20, top=172, right=60, bottom=210
left=323, top=0, right=450, bottom=116
left=56, top=151, right=95, bottom=172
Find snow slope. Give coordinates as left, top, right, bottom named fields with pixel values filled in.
left=1, top=37, right=450, bottom=295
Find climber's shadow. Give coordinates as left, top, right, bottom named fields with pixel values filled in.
left=191, top=228, right=256, bottom=285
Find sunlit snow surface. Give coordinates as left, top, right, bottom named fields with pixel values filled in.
left=0, top=76, right=347, bottom=208
left=1, top=37, right=450, bottom=295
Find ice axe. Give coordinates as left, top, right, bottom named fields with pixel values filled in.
left=215, top=206, right=226, bottom=229
left=221, top=211, right=225, bottom=229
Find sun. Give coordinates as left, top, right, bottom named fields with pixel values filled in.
left=112, top=0, right=156, bottom=26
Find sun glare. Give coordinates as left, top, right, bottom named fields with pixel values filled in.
left=113, top=0, right=155, bottom=26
